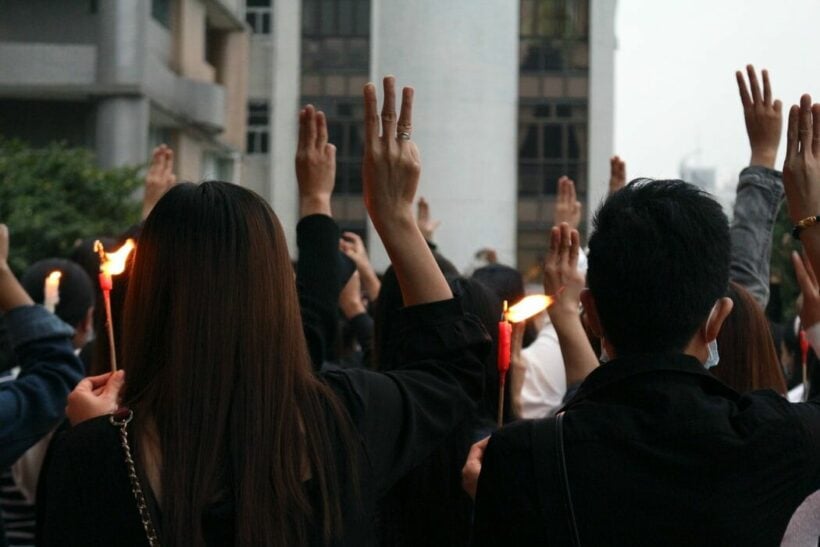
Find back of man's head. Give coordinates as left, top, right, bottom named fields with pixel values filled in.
left=21, top=258, right=94, bottom=327
left=587, top=179, right=730, bottom=356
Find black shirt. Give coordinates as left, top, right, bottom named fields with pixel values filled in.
left=473, top=353, right=820, bottom=546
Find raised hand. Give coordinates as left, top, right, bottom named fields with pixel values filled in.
left=544, top=223, right=584, bottom=315
left=339, top=271, right=366, bottom=319
left=361, top=76, right=450, bottom=306
left=554, top=176, right=582, bottom=229
left=340, top=231, right=381, bottom=299
left=296, top=104, right=336, bottom=217
left=65, top=371, right=125, bottom=426
left=142, top=145, right=177, bottom=220
left=362, top=76, right=421, bottom=231
left=793, top=251, right=820, bottom=329
left=736, top=65, right=782, bottom=169
left=783, top=94, right=820, bottom=224
left=609, top=155, right=626, bottom=194
left=416, top=197, right=441, bottom=242
left=0, top=224, right=34, bottom=311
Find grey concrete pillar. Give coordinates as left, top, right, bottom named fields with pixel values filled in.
left=587, top=0, right=617, bottom=229
left=369, top=0, right=519, bottom=271
left=95, top=0, right=149, bottom=168
left=268, top=0, right=302, bottom=256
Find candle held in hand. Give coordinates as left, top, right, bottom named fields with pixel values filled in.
left=43, top=271, right=62, bottom=314
left=93, top=239, right=136, bottom=372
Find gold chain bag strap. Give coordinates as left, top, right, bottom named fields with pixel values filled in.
left=109, top=408, right=161, bottom=547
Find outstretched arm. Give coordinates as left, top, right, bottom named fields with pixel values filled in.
left=730, top=65, right=784, bottom=306
left=362, top=77, right=452, bottom=305
left=544, top=223, right=598, bottom=386
left=783, top=93, right=820, bottom=288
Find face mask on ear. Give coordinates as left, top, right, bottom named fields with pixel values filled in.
left=705, top=339, right=720, bottom=369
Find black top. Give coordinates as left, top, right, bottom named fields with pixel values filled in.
left=38, top=215, right=491, bottom=546
left=473, top=353, right=820, bottom=547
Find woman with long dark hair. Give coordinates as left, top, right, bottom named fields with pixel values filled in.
left=38, top=77, right=489, bottom=546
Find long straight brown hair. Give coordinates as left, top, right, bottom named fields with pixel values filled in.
left=121, top=182, right=355, bottom=546
left=713, top=281, right=787, bottom=395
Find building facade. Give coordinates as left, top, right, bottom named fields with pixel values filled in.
left=0, top=0, right=249, bottom=183
left=245, top=0, right=615, bottom=270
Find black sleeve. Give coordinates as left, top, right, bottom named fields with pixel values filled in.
left=348, top=312, right=374, bottom=367
left=296, top=214, right=348, bottom=369
left=323, top=297, right=490, bottom=497
left=472, top=423, right=545, bottom=546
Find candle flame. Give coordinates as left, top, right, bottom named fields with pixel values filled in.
left=46, top=270, right=62, bottom=286
left=94, top=239, right=136, bottom=277
left=506, top=294, right=553, bottom=323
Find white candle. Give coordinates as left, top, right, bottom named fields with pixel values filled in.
left=43, top=271, right=62, bottom=314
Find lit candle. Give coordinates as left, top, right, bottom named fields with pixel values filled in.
left=43, top=270, right=62, bottom=314
left=497, top=294, right=554, bottom=426
left=93, top=239, right=136, bottom=372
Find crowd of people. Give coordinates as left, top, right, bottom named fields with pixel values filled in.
left=2, top=65, right=820, bottom=546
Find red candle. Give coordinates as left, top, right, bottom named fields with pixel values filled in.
left=497, top=320, right=512, bottom=374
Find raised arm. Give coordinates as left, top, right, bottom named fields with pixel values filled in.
left=141, top=145, right=177, bottom=220
left=545, top=223, right=598, bottom=386
left=783, top=94, right=820, bottom=288
left=0, top=225, right=84, bottom=466
left=295, top=105, right=343, bottom=368
left=730, top=66, right=784, bottom=306
left=362, top=77, right=452, bottom=305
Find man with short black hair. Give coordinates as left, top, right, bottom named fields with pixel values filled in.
left=471, top=177, right=820, bottom=546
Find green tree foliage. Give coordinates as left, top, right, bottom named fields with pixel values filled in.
left=0, top=138, right=142, bottom=275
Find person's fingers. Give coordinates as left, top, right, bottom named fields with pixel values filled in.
left=762, top=69, right=772, bottom=105
left=786, top=104, right=799, bottom=161
left=747, top=65, right=762, bottom=105
left=418, top=196, right=429, bottom=221
left=363, top=83, right=379, bottom=146
left=566, top=177, right=577, bottom=203
left=799, top=94, right=813, bottom=157
left=736, top=70, right=752, bottom=110
left=342, top=231, right=363, bottom=245
left=163, top=149, right=175, bottom=185
left=102, top=370, right=125, bottom=399
left=569, top=229, right=580, bottom=270
left=84, top=372, right=115, bottom=390
left=0, top=224, right=8, bottom=262
left=381, top=76, right=398, bottom=140
left=559, top=223, right=571, bottom=270
left=813, top=104, right=820, bottom=157
left=557, top=176, right=568, bottom=204
left=397, top=86, right=414, bottom=139
left=548, top=225, right=560, bottom=258
left=316, top=110, right=328, bottom=148
left=304, top=105, right=317, bottom=149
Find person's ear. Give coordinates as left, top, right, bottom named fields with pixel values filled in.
left=580, top=289, right=603, bottom=338
left=704, top=297, right=734, bottom=342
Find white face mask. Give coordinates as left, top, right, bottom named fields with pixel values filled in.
left=704, top=339, right=720, bottom=369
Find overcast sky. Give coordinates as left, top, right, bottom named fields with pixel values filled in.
left=614, top=0, right=820, bottom=198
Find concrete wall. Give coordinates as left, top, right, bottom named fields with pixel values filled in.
left=266, top=0, right=302, bottom=256
left=209, top=30, right=249, bottom=151
left=369, top=0, right=520, bottom=271
left=586, top=0, right=617, bottom=228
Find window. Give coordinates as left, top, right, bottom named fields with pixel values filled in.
left=246, top=0, right=272, bottom=35
left=246, top=101, right=269, bottom=155
left=152, top=0, right=171, bottom=28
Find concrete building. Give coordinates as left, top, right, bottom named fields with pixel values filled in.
left=0, top=0, right=249, bottom=183
left=247, top=0, right=617, bottom=269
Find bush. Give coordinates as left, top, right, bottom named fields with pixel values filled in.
left=0, top=138, right=142, bottom=275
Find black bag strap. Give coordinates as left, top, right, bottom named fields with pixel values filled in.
left=531, top=413, right=581, bottom=547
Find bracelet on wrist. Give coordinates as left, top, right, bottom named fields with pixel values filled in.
left=792, top=216, right=820, bottom=240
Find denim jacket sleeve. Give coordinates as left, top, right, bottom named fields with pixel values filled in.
left=0, top=305, right=83, bottom=467
left=729, top=166, right=784, bottom=307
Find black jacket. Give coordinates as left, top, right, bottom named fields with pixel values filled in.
left=473, top=353, right=820, bottom=546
